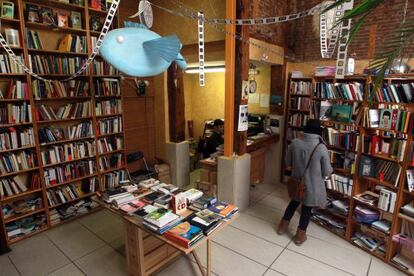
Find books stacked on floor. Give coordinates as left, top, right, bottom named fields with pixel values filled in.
left=363, top=108, right=411, bottom=133
left=5, top=213, right=47, bottom=240
left=97, top=117, right=122, bottom=135
left=43, top=160, right=96, bottom=187
left=323, top=128, right=360, bottom=151
left=353, top=205, right=380, bottom=224
left=358, top=155, right=402, bottom=186
left=371, top=219, right=392, bottom=234
left=29, top=55, right=86, bottom=75
left=154, top=163, right=172, bottom=185
left=315, top=66, right=336, bottom=77
left=32, top=80, right=89, bottom=99
left=0, top=80, right=29, bottom=100
left=372, top=82, right=414, bottom=103
left=49, top=196, right=100, bottom=226
left=313, top=82, right=364, bottom=101
left=0, top=102, right=32, bottom=124
left=2, top=195, right=43, bottom=220
left=0, top=174, right=40, bottom=199
left=38, top=122, right=93, bottom=144
left=289, top=81, right=312, bottom=95
left=362, top=133, right=407, bottom=162
left=0, top=127, right=35, bottom=151
left=378, top=189, right=397, bottom=213
left=352, top=231, right=386, bottom=255
left=37, top=102, right=91, bottom=121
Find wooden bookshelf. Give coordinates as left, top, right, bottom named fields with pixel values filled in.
left=0, top=0, right=123, bottom=246
left=282, top=74, right=414, bottom=273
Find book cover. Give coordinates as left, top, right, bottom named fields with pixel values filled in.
left=379, top=109, right=392, bottom=129
left=368, top=109, right=380, bottom=128
left=319, top=101, right=332, bottom=120
left=407, top=169, right=414, bottom=192
left=71, top=11, right=82, bottom=29
left=1, top=1, right=14, bottom=19
left=331, top=105, right=352, bottom=123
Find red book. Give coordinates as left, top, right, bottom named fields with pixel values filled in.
left=91, top=0, right=101, bottom=10
left=371, top=135, right=381, bottom=155
left=390, top=109, right=399, bottom=131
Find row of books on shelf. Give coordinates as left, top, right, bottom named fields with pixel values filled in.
left=95, top=99, right=122, bottom=116
left=329, top=151, right=355, bottom=173
left=46, top=180, right=97, bottom=207
left=94, top=78, right=120, bottom=96
left=325, top=174, right=353, bottom=196
left=0, top=81, right=29, bottom=100
left=0, top=54, right=23, bottom=74
left=362, top=134, right=407, bottom=162
left=99, top=153, right=123, bottom=171
left=36, top=102, right=91, bottom=121
left=93, top=60, right=118, bottom=75
left=314, top=82, right=365, bottom=101
left=0, top=151, right=37, bottom=175
left=97, top=117, right=122, bottom=135
left=290, top=97, right=311, bottom=110
left=0, top=174, right=40, bottom=199
left=372, top=82, right=414, bottom=104
left=40, top=141, right=95, bottom=166
left=103, top=178, right=238, bottom=248
left=38, top=122, right=93, bottom=144
left=288, top=113, right=309, bottom=128
left=102, top=170, right=126, bottom=190
left=358, top=155, right=402, bottom=185
left=2, top=195, right=43, bottom=221
left=363, top=108, right=411, bottom=133
left=44, top=160, right=95, bottom=187
left=355, top=189, right=397, bottom=213
left=29, top=55, right=86, bottom=75
left=57, top=34, right=87, bottom=53
left=323, top=128, right=359, bottom=151
left=0, top=127, right=34, bottom=151
left=97, top=136, right=123, bottom=154
left=32, top=79, right=89, bottom=99
left=289, top=81, right=312, bottom=95
left=50, top=197, right=100, bottom=226
left=0, top=103, right=32, bottom=124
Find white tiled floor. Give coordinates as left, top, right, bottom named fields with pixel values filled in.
left=0, top=183, right=406, bottom=276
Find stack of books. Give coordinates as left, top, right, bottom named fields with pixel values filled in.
left=328, top=199, right=349, bottom=216
left=50, top=197, right=99, bottom=225
left=311, top=211, right=347, bottom=233
left=354, top=191, right=379, bottom=206
left=378, top=189, right=397, bottom=213
left=187, top=209, right=222, bottom=236
left=401, top=201, right=414, bottom=218
left=371, top=219, right=392, bottom=234
left=143, top=208, right=181, bottom=234
left=353, top=205, right=380, bottom=224
left=2, top=195, right=43, bottom=220
left=164, top=222, right=204, bottom=248
left=352, top=231, right=386, bottom=254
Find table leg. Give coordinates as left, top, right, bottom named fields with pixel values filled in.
left=206, top=239, right=212, bottom=276
left=191, top=251, right=206, bottom=276
left=125, top=220, right=146, bottom=276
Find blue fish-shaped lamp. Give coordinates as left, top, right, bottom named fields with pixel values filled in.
left=99, top=22, right=187, bottom=77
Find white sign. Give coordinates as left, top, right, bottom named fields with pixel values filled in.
left=238, top=105, right=248, bottom=131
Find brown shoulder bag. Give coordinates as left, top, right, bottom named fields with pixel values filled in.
left=287, top=143, right=322, bottom=201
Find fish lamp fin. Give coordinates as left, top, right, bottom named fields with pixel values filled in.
left=124, top=21, right=148, bottom=29
left=143, top=35, right=181, bottom=63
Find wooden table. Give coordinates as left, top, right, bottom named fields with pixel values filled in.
left=100, top=202, right=238, bottom=276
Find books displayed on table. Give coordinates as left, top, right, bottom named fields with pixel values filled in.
left=38, top=121, right=93, bottom=144
left=325, top=174, right=353, bottom=196
left=93, top=60, right=118, bottom=75
left=323, top=128, right=359, bottom=151
left=372, top=82, right=414, bottom=104
left=29, top=55, right=86, bottom=75
left=358, top=154, right=402, bottom=186
left=43, top=160, right=96, bottom=187
left=36, top=102, right=91, bottom=121
left=0, top=127, right=35, bottom=151
left=143, top=208, right=181, bottom=234
left=0, top=151, right=37, bottom=174
left=363, top=108, right=411, bottom=133
left=314, top=82, right=364, bottom=101
left=0, top=174, right=40, bottom=199
left=94, top=78, right=120, bottom=96
left=6, top=213, right=47, bottom=240
left=32, top=80, right=89, bottom=99
left=362, top=133, right=407, bottom=162
left=97, top=117, right=122, bottom=135
left=0, top=54, right=23, bottom=73
left=95, top=99, right=122, bottom=116
left=40, top=141, right=95, bottom=166
left=164, top=222, right=204, bottom=248
left=0, top=103, right=32, bottom=124
left=97, top=136, right=123, bottom=154
left=0, top=80, right=29, bottom=100
left=290, top=81, right=312, bottom=95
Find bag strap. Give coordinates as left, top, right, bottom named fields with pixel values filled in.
left=301, top=142, right=322, bottom=178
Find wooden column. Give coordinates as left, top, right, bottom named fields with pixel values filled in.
left=167, top=63, right=186, bottom=143
left=233, top=0, right=250, bottom=155
left=269, top=65, right=285, bottom=115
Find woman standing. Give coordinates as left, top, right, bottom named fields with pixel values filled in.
left=277, top=119, right=333, bottom=245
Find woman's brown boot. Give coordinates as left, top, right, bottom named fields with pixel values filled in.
left=294, top=228, right=307, bottom=245
left=277, top=219, right=290, bottom=235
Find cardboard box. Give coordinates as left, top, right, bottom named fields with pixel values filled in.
left=200, top=169, right=210, bottom=182
left=210, top=171, right=217, bottom=184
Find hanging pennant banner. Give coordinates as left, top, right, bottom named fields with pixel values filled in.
left=335, top=0, right=354, bottom=79
left=198, top=11, right=205, bottom=86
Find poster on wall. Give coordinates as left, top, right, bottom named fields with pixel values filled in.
left=259, top=94, right=270, bottom=108
left=238, top=105, right=248, bottom=131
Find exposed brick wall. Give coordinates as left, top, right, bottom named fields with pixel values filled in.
left=291, top=0, right=414, bottom=62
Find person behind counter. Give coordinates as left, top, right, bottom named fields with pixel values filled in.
left=202, top=119, right=224, bottom=158
left=277, top=119, right=333, bottom=245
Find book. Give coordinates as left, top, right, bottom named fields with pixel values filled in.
left=407, top=169, right=414, bottom=192
left=119, top=199, right=145, bottom=214
left=91, top=0, right=101, bottom=10
left=26, top=4, right=40, bottom=23
left=39, top=7, right=55, bottom=25
left=90, top=16, right=101, bottom=31
left=71, top=11, right=82, bottom=29
left=132, top=204, right=158, bottom=219
left=368, top=109, right=380, bottom=128
left=331, top=105, right=352, bottom=123
left=319, top=101, right=332, bottom=120
left=5, top=29, right=19, bottom=47
left=355, top=191, right=379, bottom=205
left=57, top=13, right=69, bottom=27
left=379, top=109, right=392, bottom=129
left=164, top=222, right=204, bottom=248
left=144, top=208, right=180, bottom=228
left=183, top=188, right=203, bottom=203
left=1, top=1, right=14, bottom=19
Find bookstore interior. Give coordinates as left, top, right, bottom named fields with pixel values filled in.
left=0, top=0, right=414, bottom=275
